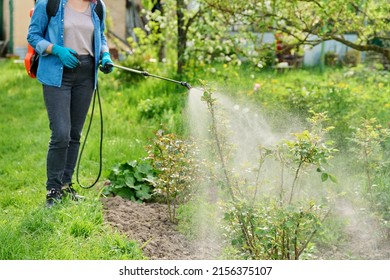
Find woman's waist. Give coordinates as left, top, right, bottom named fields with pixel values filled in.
left=77, top=54, right=95, bottom=62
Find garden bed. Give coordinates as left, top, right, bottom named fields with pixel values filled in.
left=102, top=196, right=219, bottom=260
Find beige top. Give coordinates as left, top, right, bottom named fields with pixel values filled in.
left=64, top=3, right=94, bottom=56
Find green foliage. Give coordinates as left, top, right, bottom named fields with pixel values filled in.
left=137, top=97, right=167, bottom=119
left=146, top=130, right=200, bottom=223
left=349, top=118, right=390, bottom=228
left=104, top=160, right=156, bottom=202
left=280, top=111, right=338, bottom=203
left=224, top=201, right=324, bottom=260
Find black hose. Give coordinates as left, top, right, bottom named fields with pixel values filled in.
left=76, top=84, right=103, bottom=189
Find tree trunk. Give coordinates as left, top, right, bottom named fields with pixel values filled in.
left=176, top=0, right=186, bottom=75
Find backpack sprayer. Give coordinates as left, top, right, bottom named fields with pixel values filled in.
left=77, top=63, right=192, bottom=189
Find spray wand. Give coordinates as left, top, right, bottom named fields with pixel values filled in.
left=103, top=64, right=192, bottom=90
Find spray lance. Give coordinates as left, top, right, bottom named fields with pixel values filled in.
left=101, top=63, right=192, bottom=89
left=77, top=63, right=192, bottom=189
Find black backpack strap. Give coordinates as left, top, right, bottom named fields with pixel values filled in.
left=46, top=0, right=60, bottom=19
left=95, top=0, right=104, bottom=22
left=45, top=0, right=103, bottom=21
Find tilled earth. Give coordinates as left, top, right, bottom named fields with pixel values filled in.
left=102, top=196, right=218, bottom=260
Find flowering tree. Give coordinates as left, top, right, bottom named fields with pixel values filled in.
left=205, top=0, right=390, bottom=60
left=139, top=0, right=389, bottom=74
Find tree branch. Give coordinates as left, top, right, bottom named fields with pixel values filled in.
left=330, top=35, right=390, bottom=60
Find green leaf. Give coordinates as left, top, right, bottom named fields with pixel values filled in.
left=137, top=161, right=153, bottom=175
left=113, top=188, right=135, bottom=200
left=321, top=172, right=329, bottom=182
left=125, top=175, right=135, bottom=187
left=329, top=174, right=338, bottom=183
left=127, top=160, right=138, bottom=168
left=135, top=185, right=152, bottom=200
left=113, top=183, right=125, bottom=189
left=134, top=170, right=144, bottom=182
left=102, top=186, right=113, bottom=195
left=231, top=239, right=240, bottom=246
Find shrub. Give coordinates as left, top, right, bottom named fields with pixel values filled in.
left=146, top=130, right=200, bottom=223
left=201, top=83, right=335, bottom=259
left=224, top=201, right=324, bottom=260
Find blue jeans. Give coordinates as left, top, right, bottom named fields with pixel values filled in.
left=43, top=55, right=95, bottom=190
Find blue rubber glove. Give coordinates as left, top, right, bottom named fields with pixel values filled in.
left=51, top=45, right=80, bottom=69
left=100, top=52, right=113, bottom=74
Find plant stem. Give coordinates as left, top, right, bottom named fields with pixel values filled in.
left=294, top=212, right=303, bottom=260
left=252, top=155, right=265, bottom=206
left=207, top=100, right=236, bottom=202
left=289, top=161, right=303, bottom=204
left=279, top=162, right=285, bottom=205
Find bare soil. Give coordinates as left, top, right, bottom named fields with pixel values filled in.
left=102, top=196, right=218, bottom=260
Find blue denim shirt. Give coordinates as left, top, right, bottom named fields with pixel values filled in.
left=27, top=0, right=109, bottom=88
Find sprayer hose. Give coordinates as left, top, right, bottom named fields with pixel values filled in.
left=76, top=84, right=103, bottom=189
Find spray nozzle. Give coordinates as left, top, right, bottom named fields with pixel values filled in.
left=181, top=81, right=192, bottom=90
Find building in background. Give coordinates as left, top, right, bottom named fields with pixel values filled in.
left=1, top=0, right=32, bottom=58
left=0, top=0, right=129, bottom=58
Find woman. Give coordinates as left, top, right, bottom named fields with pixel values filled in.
left=27, top=0, right=113, bottom=207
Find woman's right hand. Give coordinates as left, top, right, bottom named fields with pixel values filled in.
left=51, top=45, right=80, bottom=69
